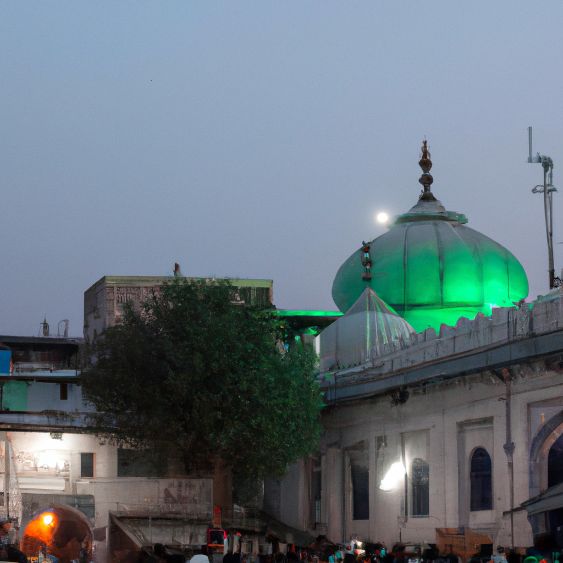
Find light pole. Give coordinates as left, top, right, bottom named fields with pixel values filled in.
left=528, top=126, right=560, bottom=289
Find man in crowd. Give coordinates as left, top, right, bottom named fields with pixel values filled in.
left=0, top=518, right=26, bottom=563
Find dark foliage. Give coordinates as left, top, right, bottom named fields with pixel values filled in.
left=82, top=279, right=322, bottom=479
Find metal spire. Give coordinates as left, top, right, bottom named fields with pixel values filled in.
left=418, top=139, right=436, bottom=201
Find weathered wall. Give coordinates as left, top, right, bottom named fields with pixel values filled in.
left=5, top=432, right=212, bottom=528
left=279, top=363, right=563, bottom=549
left=3, top=381, right=28, bottom=411
left=1, top=379, right=93, bottom=414
left=321, top=291, right=563, bottom=381
left=84, top=275, right=274, bottom=341
left=278, top=461, right=304, bottom=531
left=77, top=477, right=212, bottom=527
left=26, top=381, right=92, bottom=413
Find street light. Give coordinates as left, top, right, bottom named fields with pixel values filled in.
left=41, top=513, right=55, bottom=527
left=379, top=461, right=406, bottom=491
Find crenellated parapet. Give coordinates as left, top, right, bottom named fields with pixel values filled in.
left=320, top=289, right=563, bottom=399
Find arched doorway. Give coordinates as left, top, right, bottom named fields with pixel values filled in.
left=528, top=410, right=563, bottom=542
left=547, top=434, right=563, bottom=537
left=548, top=433, right=563, bottom=488
left=21, top=504, right=92, bottom=562
left=529, top=410, right=563, bottom=498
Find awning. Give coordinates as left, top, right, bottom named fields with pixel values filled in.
left=522, top=482, right=563, bottom=516
left=93, top=526, right=107, bottom=542
left=265, top=517, right=314, bottom=547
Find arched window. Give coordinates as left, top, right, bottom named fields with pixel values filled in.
left=351, top=464, right=369, bottom=520
left=411, top=458, right=429, bottom=516
left=348, top=442, right=369, bottom=521
left=548, top=433, right=563, bottom=488
left=470, top=447, right=492, bottom=511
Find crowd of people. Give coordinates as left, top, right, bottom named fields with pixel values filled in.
left=150, top=539, right=563, bottom=563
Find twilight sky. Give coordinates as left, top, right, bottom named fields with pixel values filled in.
left=1, top=1, right=563, bottom=336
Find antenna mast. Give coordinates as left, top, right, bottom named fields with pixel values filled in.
left=527, top=126, right=560, bottom=289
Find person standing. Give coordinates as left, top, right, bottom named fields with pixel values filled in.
left=0, top=519, right=26, bottom=563
left=493, top=547, right=507, bottom=563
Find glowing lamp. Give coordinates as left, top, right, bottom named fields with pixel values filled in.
left=42, top=513, right=55, bottom=527
left=379, top=461, right=406, bottom=491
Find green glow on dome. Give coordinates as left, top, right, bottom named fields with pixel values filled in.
left=275, top=310, right=343, bottom=317
left=332, top=200, right=529, bottom=333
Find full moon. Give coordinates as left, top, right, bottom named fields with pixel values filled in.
left=376, top=211, right=389, bottom=224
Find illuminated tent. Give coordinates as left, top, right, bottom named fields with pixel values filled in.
left=318, top=286, right=416, bottom=372
left=332, top=141, right=529, bottom=332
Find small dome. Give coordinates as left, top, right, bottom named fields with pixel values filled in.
left=332, top=142, right=529, bottom=332
left=318, top=287, right=416, bottom=372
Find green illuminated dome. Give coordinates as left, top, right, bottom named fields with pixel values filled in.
left=332, top=141, right=529, bottom=332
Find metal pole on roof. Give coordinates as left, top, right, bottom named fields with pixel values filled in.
left=528, top=126, right=560, bottom=289
left=5, top=441, right=10, bottom=520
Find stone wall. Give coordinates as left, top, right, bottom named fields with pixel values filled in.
left=5, top=432, right=212, bottom=528
left=320, top=290, right=563, bottom=379
left=304, top=368, right=563, bottom=548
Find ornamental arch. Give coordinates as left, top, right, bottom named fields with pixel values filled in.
left=529, top=409, right=563, bottom=498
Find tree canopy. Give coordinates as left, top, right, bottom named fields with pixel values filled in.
left=82, top=279, right=323, bottom=479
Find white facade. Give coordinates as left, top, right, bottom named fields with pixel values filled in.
left=275, top=292, right=563, bottom=551
left=312, top=370, right=562, bottom=547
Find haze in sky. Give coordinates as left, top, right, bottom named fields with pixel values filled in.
left=1, top=1, right=563, bottom=336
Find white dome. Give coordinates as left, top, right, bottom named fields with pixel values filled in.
left=318, top=287, right=415, bottom=372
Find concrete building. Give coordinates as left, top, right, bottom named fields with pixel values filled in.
left=0, top=334, right=215, bottom=560
left=84, top=275, right=273, bottom=342
left=0, top=275, right=313, bottom=560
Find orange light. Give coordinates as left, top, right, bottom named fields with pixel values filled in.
left=42, top=513, right=54, bottom=527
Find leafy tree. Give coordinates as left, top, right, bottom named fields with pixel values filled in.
left=82, top=278, right=322, bottom=481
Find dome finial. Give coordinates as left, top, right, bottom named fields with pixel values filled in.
left=418, top=139, right=436, bottom=201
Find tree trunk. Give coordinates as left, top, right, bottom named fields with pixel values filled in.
left=213, top=458, right=233, bottom=512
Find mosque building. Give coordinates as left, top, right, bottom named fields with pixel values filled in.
left=269, top=142, right=563, bottom=555
left=0, top=141, right=561, bottom=559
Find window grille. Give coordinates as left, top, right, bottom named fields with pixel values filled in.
left=351, top=465, right=369, bottom=520
left=470, top=447, right=492, bottom=511
left=80, top=452, right=94, bottom=479
left=411, top=458, right=429, bottom=517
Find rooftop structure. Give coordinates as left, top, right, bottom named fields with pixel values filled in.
left=84, top=275, right=274, bottom=341
left=0, top=334, right=81, bottom=376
